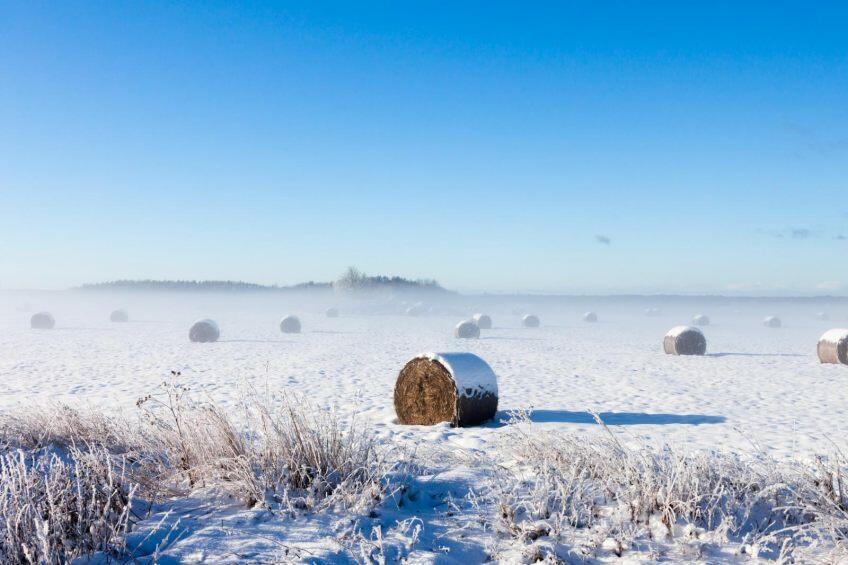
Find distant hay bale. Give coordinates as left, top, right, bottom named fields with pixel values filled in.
left=817, top=329, right=848, bottom=365
left=644, top=307, right=662, bottom=317
left=454, top=320, right=480, bottom=339
left=817, top=312, right=829, bottom=321
left=110, top=309, right=129, bottom=323
left=663, top=326, right=706, bottom=356
left=763, top=316, right=782, bottom=328
left=30, top=312, right=55, bottom=330
left=406, top=303, right=426, bottom=317
left=522, top=314, right=540, bottom=328
left=692, top=314, right=710, bottom=326
left=472, top=313, right=492, bottom=329
left=189, top=319, right=219, bottom=343
left=325, top=307, right=340, bottom=318
left=280, top=315, right=302, bottom=334
left=583, top=311, right=598, bottom=323
left=394, top=353, right=498, bottom=427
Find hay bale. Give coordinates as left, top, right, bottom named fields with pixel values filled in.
left=280, top=315, right=301, bottom=334
left=817, top=312, right=829, bottom=321
left=394, top=353, right=498, bottom=427
left=763, top=316, right=782, bottom=328
left=663, top=326, right=706, bottom=356
left=454, top=320, right=480, bottom=339
left=189, top=319, right=219, bottom=343
left=818, top=329, right=848, bottom=365
left=406, top=303, right=426, bottom=317
left=110, top=309, right=129, bottom=323
left=472, top=313, right=492, bottom=329
left=644, top=307, right=662, bottom=317
left=325, top=307, right=340, bottom=318
left=692, top=314, right=710, bottom=326
left=30, top=312, right=55, bottom=330
left=522, top=314, right=540, bottom=328
left=583, top=311, right=598, bottom=323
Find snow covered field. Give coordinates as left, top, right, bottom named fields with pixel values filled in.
left=2, top=290, right=848, bottom=562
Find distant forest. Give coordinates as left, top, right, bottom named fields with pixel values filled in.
left=79, top=269, right=448, bottom=293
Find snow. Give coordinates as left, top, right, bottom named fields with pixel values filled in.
left=819, top=328, right=848, bottom=345
left=3, top=291, right=848, bottom=560
left=665, top=325, right=702, bottom=337
left=417, top=352, right=498, bottom=398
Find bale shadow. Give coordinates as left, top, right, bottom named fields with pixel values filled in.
left=490, top=409, right=725, bottom=427
left=481, top=336, right=543, bottom=342
left=216, top=339, right=292, bottom=344
left=309, top=330, right=360, bottom=335
left=707, top=352, right=807, bottom=358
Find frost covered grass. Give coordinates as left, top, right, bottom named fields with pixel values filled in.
left=0, top=446, right=135, bottom=563
left=0, top=374, right=399, bottom=562
left=478, top=411, right=848, bottom=562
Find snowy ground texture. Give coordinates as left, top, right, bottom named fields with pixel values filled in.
left=2, top=290, right=848, bottom=563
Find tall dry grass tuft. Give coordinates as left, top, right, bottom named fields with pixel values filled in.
left=0, top=372, right=396, bottom=562
left=0, top=446, right=135, bottom=563
left=483, top=411, right=848, bottom=561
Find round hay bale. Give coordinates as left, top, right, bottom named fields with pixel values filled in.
left=816, top=312, right=829, bottom=321
left=394, top=353, right=498, bottom=427
left=763, top=316, right=782, bottom=328
left=818, top=329, right=848, bottom=365
left=110, top=309, right=129, bottom=323
left=522, top=314, right=540, bottom=328
left=325, top=307, right=340, bottom=318
left=280, top=315, right=301, bottom=334
left=406, top=303, right=426, bottom=317
left=472, top=313, right=492, bottom=329
left=692, top=314, right=710, bottom=326
left=583, top=311, right=598, bottom=323
left=30, top=312, right=55, bottom=330
left=189, top=319, right=219, bottom=343
left=644, top=307, right=662, bottom=317
left=663, top=326, right=706, bottom=356
left=454, top=320, right=480, bottom=339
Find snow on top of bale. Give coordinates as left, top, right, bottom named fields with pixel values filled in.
left=819, top=328, right=848, bottom=345
left=666, top=325, right=702, bottom=337
left=416, top=352, right=498, bottom=399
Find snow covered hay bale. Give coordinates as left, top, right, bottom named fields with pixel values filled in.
left=763, top=316, right=782, bottom=328
left=394, top=353, right=498, bottom=427
left=818, top=329, right=848, bottom=365
left=644, top=307, right=662, bottom=317
left=692, top=314, right=710, bottom=326
left=110, top=309, right=129, bottom=323
left=663, top=326, right=706, bottom=356
left=472, top=313, right=492, bottom=329
left=189, top=319, right=219, bottom=343
left=30, top=312, right=55, bottom=330
left=583, top=311, right=598, bottom=323
left=325, top=307, right=340, bottom=318
left=454, top=320, right=480, bottom=339
left=280, top=315, right=302, bottom=334
left=522, top=314, right=540, bottom=328
left=817, top=312, right=829, bottom=321
left=406, top=303, right=426, bottom=317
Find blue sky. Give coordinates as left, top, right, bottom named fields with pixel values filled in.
left=1, top=2, right=846, bottom=294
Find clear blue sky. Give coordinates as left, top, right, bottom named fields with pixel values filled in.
left=1, top=2, right=846, bottom=294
